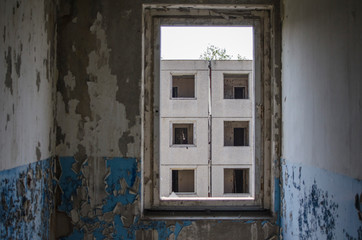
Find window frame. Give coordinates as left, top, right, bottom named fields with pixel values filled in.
left=171, top=122, right=196, bottom=147
left=142, top=4, right=280, bottom=215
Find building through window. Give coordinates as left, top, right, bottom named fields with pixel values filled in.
left=143, top=6, right=278, bottom=211
left=161, top=60, right=253, bottom=198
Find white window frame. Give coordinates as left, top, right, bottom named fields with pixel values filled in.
left=142, top=4, right=280, bottom=215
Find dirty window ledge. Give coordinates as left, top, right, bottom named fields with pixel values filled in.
left=141, top=209, right=273, bottom=220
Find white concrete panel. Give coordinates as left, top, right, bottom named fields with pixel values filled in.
left=160, top=70, right=208, bottom=118
left=211, top=118, right=254, bottom=165
left=160, top=118, right=208, bottom=165
left=161, top=60, right=208, bottom=71
left=211, top=71, right=253, bottom=118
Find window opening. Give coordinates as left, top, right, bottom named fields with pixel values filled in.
left=143, top=6, right=277, bottom=211
left=172, top=75, right=195, bottom=98
left=172, top=170, right=195, bottom=193
left=234, top=87, right=245, bottom=99
left=224, top=169, right=249, bottom=194
left=224, top=121, right=249, bottom=146
left=172, top=123, right=193, bottom=145
left=224, top=74, right=249, bottom=99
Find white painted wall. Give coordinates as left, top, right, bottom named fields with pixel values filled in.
left=282, top=0, right=362, bottom=179
left=160, top=118, right=209, bottom=165
left=211, top=61, right=253, bottom=118
left=0, top=0, right=56, bottom=170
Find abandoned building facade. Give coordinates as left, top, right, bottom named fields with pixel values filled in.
left=160, top=60, right=254, bottom=198
left=1, top=0, right=361, bottom=239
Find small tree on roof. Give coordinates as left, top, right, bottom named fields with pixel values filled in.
left=200, top=45, right=231, bottom=60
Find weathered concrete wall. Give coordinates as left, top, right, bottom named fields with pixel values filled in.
left=281, top=0, right=362, bottom=238
left=0, top=0, right=57, bottom=171
left=55, top=1, right=281, bottom=239
left=0, top=0, right=57, bottom=238
left=55, top=156, right=278, bottom=239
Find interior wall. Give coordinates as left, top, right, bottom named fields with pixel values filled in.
left=281, top=0, right=362, bottom=239
left=0, top=0, right=57, bottom=171
left=0, top=0, right=57, bottom=238
left=54, top=1, right=281, bottom=239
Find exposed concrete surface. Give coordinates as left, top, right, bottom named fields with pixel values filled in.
left=56, top=5, right=140, bottom=159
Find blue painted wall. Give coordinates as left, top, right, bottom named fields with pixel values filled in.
left=56, top=157, right=194, bottom=240
left=55, top=156, right=279, bottom=239
left=282, top=160, right=362, bottom=239
left=0, top=158, right=53, bottom=239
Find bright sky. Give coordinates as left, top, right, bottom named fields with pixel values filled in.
left=161, top=26, right=253, bottom=60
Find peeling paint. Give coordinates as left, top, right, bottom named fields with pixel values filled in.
left=0, top=158, right=53, bottom=239
left=55, top=156, right=278, bottom=239
left=282, top=160, right=362, bottom=239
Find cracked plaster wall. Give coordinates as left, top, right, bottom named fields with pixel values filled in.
left=0, top=0, right=57, bottom=171
left=54, top=0, right=281, bottom=239
left=0, top=0, right=57, bottom=238
left=281, top=0, right=362, bottom=239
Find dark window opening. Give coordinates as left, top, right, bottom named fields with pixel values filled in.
left=224, top=121, right=249, bottom=146
left=173, top=123, right=194, bottom=145
left=175, top=128, right=188, bottom=144
left=224, top=74, right=249, bottom=99
left=234, top=128, right=246, bottom=146
left=172, top=87, right=178, bottom=98
left=234, top=87, right=246, bottom=99
left=172, top=170, right=194, bottom=193
left=172, top=75, right=195, bottom=98
left=224, top=169, right=249, bottom=193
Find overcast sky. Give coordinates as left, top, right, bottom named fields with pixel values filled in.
left=161, top=26, right=253, bottom=60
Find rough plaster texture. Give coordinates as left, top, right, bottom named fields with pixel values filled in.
left=0, top=0, right=57, bottom=171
